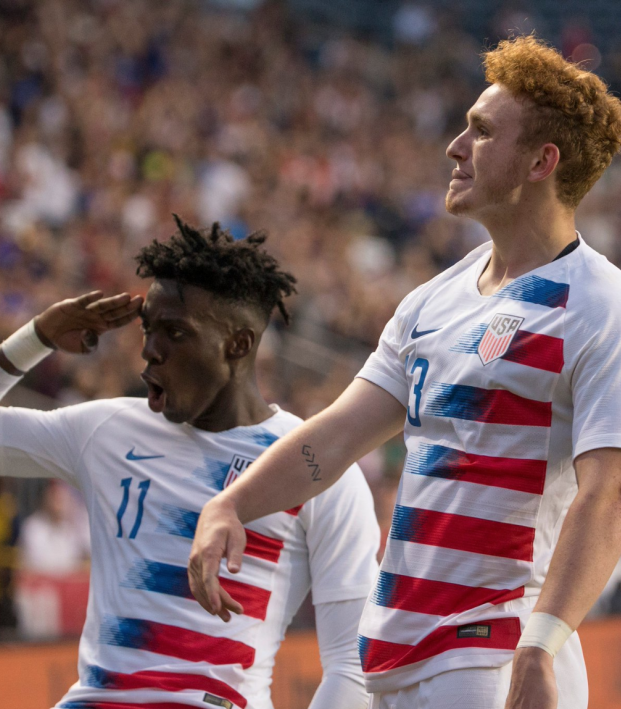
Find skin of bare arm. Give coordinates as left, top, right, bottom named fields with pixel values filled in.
left=188, top=378, right=406, bottom=620
left=0, top=291, right=143, bottom=375
left=505, top=447, right=621, bottom=709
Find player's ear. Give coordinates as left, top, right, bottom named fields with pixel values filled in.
left=226, top=328, right=255, bottom=361
left=527, top=142, right=560, bottom=184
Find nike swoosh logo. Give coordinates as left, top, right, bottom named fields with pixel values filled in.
left=411, top=324, right=441, bottom=340
left=126, top=447, right=165, bottom=461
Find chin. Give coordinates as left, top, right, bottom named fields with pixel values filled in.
left=447, top=185, right=481, bottom=216
left=161, top=408, right=187, bottom=424
left=446, top=193, right=467, bottom=216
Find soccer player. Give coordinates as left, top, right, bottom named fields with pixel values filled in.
left=0, top=218, right=379, bottom=709
left=189, top=36, right=621, bottom=709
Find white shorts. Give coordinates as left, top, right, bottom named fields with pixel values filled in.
left=368, top=633, right=587, bottom=709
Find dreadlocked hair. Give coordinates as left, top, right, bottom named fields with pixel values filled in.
left=135, top=215, right=297, bottom=324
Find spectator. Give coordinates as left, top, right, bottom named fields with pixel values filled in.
left=18, top=481, right=89, bottom=576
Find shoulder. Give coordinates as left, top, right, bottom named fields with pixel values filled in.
left=566, top=241, right=621, bottom=324
left=50, top=397, right=151, bottom=441
left=265, top=406, right=303, bottom=430
left=559, top=241, right=621, bottom=370
left=255, top=407, right=304, bottom=440
left=393, top=241, right=492, bottom=325
left=58, top=397, right=148, bottom=423
left=572, top=242, right=621, bottom=290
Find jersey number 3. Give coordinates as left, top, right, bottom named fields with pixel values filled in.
left=407, top=357, right=429, bottom=428
left=116, top=477, right=151, bottom=539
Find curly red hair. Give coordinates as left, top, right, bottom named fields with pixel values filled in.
left=484, top=35, right=621, bottom=208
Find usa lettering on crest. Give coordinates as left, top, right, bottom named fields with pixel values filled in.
left=223, top=454, right=254, bottom=489
left=478, top=313, right=524, bottom=365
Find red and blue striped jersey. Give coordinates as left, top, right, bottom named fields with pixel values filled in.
left=356, top=237, right=621, bottom=692
left=0, top=402, right=379, bottom=708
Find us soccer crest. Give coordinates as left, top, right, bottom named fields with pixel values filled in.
left=478, top=313, right=524, bottom=365
left=223, top=454, right=254, bottom=488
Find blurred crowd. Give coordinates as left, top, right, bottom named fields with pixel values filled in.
left=2, top=0, right=621, bottom=637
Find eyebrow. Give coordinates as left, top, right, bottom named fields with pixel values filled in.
left=466, top=110, right=493, bottom=131
left=139, top=314, right=190, bottom=327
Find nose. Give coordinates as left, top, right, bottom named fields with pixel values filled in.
left=446, top=128, right=469, bottom=163
left=141, top=333, right=165, bottom=365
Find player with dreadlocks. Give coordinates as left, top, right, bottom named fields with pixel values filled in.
left=0, top=217, right=379, bottom=709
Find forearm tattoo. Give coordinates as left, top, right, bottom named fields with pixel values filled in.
left=301, top=444, right=322, bottom=482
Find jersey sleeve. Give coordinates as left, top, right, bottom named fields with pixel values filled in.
left=355, top=290, right=419, bottom=407
left=0, top=400, right=119, bottom=486
left=301, top=464, right=379, bottom=605
left=309, top=597, right=368, bottom=709
left=569, top=286, right=621, bottom=459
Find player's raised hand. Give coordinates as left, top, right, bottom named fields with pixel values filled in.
left=505, top=648, right=557, bottom=709
left=188, top=497, right=246, bottom=622
left=34, top=291, right=144, bottom=354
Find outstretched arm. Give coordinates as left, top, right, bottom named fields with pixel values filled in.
left=188, top=378, right=405, bottom=619
left=0, top=290, right=143, bottom=398
left=505, top=447, right=621, bottom=709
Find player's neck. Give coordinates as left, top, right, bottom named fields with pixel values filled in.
left=478, top=202, right=576, bottom=297
left=190, top=380, right=275, bottom=433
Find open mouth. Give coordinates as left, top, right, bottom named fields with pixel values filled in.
left=141, top=374, right=166, bottom=413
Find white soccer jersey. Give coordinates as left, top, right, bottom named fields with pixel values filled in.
left=356, top=236, right=621, bottom=692
left=0, top=400, right=379, bottom=709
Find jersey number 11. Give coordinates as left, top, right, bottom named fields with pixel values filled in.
left=116, top=477, right=151, bottom=539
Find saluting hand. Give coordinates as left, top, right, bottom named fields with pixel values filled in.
left=34, top=291, right=143, bottom=354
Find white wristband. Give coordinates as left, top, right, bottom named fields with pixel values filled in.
left=1, top=319, right=54, bottom=373
left=516, top=612, right=573, bottom=658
